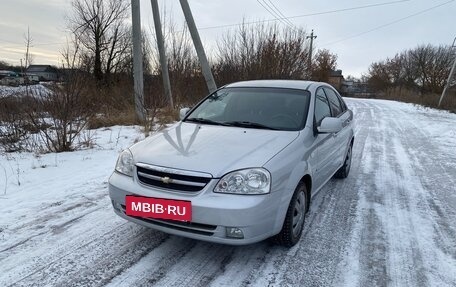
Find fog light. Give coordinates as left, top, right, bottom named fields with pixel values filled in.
left=112, top=201, right=122, bottom=212
left=226, top=227, right=244, bottom=239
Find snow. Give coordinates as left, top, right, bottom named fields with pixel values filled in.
left=0, top=83, right=51, bottom=98
left=1, top=99, right=456, bottom=286
left=0, top=126, right=145, bottom=285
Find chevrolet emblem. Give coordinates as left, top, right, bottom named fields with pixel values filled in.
left=161, top=176, right=172, bottom=184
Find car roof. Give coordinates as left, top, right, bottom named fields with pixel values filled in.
left=224, top=80, right=321, bottom=91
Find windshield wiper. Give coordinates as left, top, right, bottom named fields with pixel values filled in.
left=223, top=121, right=279, bottom=130
left=185, top=117, right=228, bottom=126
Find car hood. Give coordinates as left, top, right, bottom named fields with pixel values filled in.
left=130, top=122, right=299, bottom=177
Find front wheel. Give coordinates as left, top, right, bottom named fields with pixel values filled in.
left=272, top=182, right=308, bottom=247
left=335, top=143, right=352, bottom=179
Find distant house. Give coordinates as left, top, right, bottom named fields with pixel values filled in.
left=0, top=70, right=24, bottom=86
left=341, top=79, right=373, bottom=97
left=341, top=80, right=354, bottom=95
left=0, top=70, right=18, bottom=79
left=26, top=65, right=59, bottom=81
left=328, top=70, right=344, bottom=91
left=18, top=73, right=40, bottom=84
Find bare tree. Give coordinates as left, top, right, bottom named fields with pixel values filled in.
left=367, top=60, right=390, bottom=92
left=0, top=61, right=8, bottom=70
left=24, top=27, right=34, bottom=96
left=24, top=27, right=34, bottom=70
left=69, top=0, right=130, bottom=81
left=215, top=23, right=310, bottom=85
left=311, top=49, right=338, bottom=82
left=409, top=45, right=434, bottom=93
left=368, top=44, right=454, bottom=94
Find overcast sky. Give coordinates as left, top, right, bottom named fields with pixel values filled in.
left=0, top=0, right=454, bottom=77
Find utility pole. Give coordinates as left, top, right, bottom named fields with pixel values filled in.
left=151, top=0, right=173, bottom=108
left=179, top=0, right=217, bottom=94
left=439, top=37, right=456, bottom=107
left=131, top=0, right=145, bottom=122
left=306, top=29, right=317, bottom=73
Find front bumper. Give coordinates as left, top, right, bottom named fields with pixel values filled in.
left=108, top=171, right=283, bottom=245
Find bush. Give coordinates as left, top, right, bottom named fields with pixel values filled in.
left=0, top=96, right=31, bottom=152
left=22, top=72, right=97, bottom=152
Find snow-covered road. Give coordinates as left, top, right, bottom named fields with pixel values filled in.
left=1, top=99, right=455, bottom=286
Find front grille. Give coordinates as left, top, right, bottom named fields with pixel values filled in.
left=136, top=164, right=212, bottom=192
left=120, top=205, right=216, bottom=236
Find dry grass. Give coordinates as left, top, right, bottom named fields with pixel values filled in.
left=155, top=107, right=179, bottom=126
left=382, top=87, right=456, bottom=113
left=351, top=87, right=456, bottom=113
left=87, top=108, right=138, bottom=129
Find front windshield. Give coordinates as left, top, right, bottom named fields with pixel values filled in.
left=185, top=87, right=311, bottom=131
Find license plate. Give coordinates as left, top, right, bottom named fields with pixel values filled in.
left=125, top=195, right=192, bottom=221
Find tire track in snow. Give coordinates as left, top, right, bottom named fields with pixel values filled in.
left=0, top=181, right=108, bottom=257
left=106, top=236, right=198, bottom=287
left=357, top=105, right=391, bottom=287
left=0, top=203, right=111, bottom=284
left=338, top=99, right=456, bottom=287
left=333, top=100, right=391, bottom=287
left=9, top=224, right=168, bottom=287
left=384, top=102, right=456, bottom=285
left=353, top=101, right=427, bottom=286
left=391, top=103, right=456, bottom=262
left=150, top=242, right=237, bottom=287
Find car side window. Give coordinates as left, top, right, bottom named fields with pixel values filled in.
left=335, top=91, right=348, bottom=112
left=339, top=97, right=347, bottom=112
left=314, top=88, right=331, bottom=126
left=323, top=87, right=343, bottom=117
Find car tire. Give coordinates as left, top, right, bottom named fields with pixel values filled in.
left=335, top=143, right=352, bottom=179
left=272, top=182, right=308, bottom=247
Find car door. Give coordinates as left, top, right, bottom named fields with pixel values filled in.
left=323, top=87, right=352, bottom=171
left=312, top=87, right=339, bottom=190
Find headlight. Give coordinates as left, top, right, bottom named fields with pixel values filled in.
left=214, top=168, right=271, bottom=195
left=115, top=149, right=134, bottom=177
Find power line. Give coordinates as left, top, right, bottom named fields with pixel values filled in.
left=0, top=38, right=21, bottom=45
left=321, top=0, right=455, bottom=47
left=1, top=0, right=428, bottom=60
left=265, top=0, right=295, bottom=27
left=34, top=42, right=65, bottom=46
left=197, top=0, right=411, bottom=31
left=262, top=0, right=295, bottom=28
left=256, top=0, right=293, bottom=29
left=0, top=39, right=63, bottom=47
left=0, top=0, right=411, bottom=48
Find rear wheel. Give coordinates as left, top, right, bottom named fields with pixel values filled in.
left=272, top=182, right=307, bottom=247
left=335, top=143, right=352, bottom=179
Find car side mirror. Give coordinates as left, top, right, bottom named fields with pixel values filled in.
left=179, top=107, right=191, bottom=120
left=318, top=117, right=343, bottom=134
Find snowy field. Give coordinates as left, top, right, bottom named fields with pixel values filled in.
left=1, top=99, right=456, bottom=286
left=0, top=84, right=50, bottom=98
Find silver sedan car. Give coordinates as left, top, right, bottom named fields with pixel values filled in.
left=109, top=80, right=354, bottom=247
